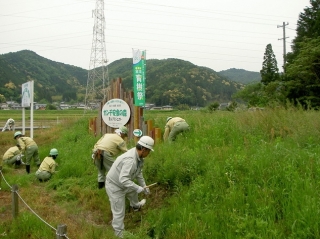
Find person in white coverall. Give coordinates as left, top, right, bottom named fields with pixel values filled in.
left=105, top=136, right=155, bottom=238
left=2, top=118, right=15, bottom=132
left=92, top=126, right=128, bottom=189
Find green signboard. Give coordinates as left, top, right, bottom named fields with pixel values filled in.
left=132, top=49, right=146, bottom=106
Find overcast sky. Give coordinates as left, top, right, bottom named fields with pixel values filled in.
left=0, top=0, right=311, bottom=73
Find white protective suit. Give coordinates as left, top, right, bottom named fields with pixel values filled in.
left=2, top=118, right=15, bottom=132
left=105, top=147, right=147, bottom=237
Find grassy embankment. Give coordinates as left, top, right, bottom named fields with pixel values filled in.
left=1, top=108, right=320, bottom=238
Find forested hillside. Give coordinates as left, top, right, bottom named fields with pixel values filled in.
left=218, top=68, right=261, bottom=84
left=0, top=50, right=246, bottom=107
left=108, top=58, right=244, bottom=107
left=0, top=50, right=87, bottom=103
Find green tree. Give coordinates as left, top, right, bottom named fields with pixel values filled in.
left=233, top=80, right=287, bottom=108
left=0, top=94, right=6, bottom=103
left=263, top=80, right=287, bottom=107
left=260, top=44, right=280, bottom=85
left=62, top=90, right=77, bottom=102
left=39, top=98, right=49, bottom=104
left=176, top=104, right=190, bottom=110
left=285, top=37, right=320, bottom=108
left=226, top=101, right=238, bottom=111
left=284, top=0, right=320, bottom=108
left=46, top=104, right=57, bottom=110
left=4, top=81, right=16, bottom=89
left=207, top=102, right=219, bottom=112
left=288, top=0, right=320, bottom=62
left=233, top=83, right=264, bottom=107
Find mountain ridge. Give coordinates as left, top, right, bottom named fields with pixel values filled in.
left=0, top=50, right=259, bottom=106
left=218, top=68, right=261, bottom=84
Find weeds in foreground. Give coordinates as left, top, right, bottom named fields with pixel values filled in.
left=1, top=108, right=320, bottom=238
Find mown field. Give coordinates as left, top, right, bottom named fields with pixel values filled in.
left=0, top=109, right=97, bottom=129
left=1, top=107, right=320, bottom=239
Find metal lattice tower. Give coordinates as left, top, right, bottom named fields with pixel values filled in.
left=85, top=0, right=108, bottom=110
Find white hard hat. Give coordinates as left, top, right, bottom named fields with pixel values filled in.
left=138, top=136, right=154, bottom=151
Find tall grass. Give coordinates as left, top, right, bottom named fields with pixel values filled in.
left=143, top=108, right=320, bottom=239
left=1, top=108, right=320, bottom=238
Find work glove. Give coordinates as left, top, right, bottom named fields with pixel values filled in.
left=91, top=153, right=95, bottom=160
left=144, top=187, right=150, bottom=195
left=136, top=186, right=144, bottom=194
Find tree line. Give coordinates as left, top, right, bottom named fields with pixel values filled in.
left=234, top=0, right=320, bottom=109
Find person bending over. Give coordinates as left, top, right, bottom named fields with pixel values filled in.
left=105, top=136, right=155, bottom=238
left=35, top=148, right=59, bottom=182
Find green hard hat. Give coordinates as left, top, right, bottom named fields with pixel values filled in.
left=14, top=131, right=22, bottom=139
left=50, top=148, right=59, bottom=156
left=166, top=117, right=173, bottom=122
left=119, top=126, right=128, bottom=135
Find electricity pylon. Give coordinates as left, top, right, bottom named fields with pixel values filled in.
left=85, top=0, right=109, bottom=111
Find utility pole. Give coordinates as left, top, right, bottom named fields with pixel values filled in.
left=277, top=22, right=289, bottom=72
left=85, top=0, right=108, bottom=111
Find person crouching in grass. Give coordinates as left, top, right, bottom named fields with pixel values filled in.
left=35, top=148, right=59, bottom=182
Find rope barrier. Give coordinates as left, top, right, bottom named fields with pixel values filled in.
left=0, top=168, right=70, bottom=239
left=16, top=191, right=56, bottom=231
left=0, top=169, right=12, bottom=189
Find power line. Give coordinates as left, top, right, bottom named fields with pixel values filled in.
left=0, top=1, right=303, bottom=72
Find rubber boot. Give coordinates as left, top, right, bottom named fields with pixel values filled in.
left=98, top=182, right=105, bottom=189
left=26, top=165, right=30, bottom=174
left=14, top=159, right=21, bottom=169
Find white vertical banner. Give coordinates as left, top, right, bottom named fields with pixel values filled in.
left=30, top=81, right=34, bottom=138
left=21, top=82, right=32, bottom=107
left=21, top=81, right=34, bottom=138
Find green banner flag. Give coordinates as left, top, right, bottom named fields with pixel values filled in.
left=132, top=49, right=146, bottom=106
